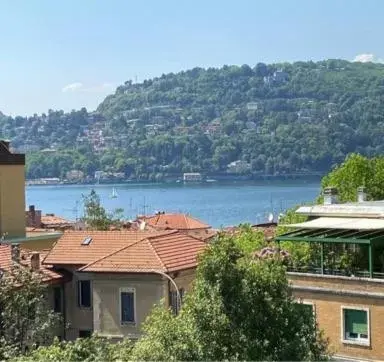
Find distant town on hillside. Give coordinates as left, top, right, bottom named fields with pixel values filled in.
left=2, top=59, right=384, bottom=183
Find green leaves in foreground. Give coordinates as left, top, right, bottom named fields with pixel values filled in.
left=13, top=232, right=330, bottom=361
left=131, top=234, right=330, bottom=361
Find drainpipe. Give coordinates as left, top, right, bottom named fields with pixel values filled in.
left=150, top=270, right=182, bottom=310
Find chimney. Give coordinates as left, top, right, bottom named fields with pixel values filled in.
left=11, top=244, right=20, bottom=263
left=323, top=187, right=338, bottom=205
left=30, top=252, right=40, bottom=271
left=357, top=186, right=367, bottom=203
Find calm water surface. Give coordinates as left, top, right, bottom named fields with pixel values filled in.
left=26, top=181, right=320, bottom=228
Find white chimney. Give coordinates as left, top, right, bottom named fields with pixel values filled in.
left=323, top=187, right=338, bottom=205
left=357, top=186, right=367, bottom=203
left=30, top=252, right=40, bottom=271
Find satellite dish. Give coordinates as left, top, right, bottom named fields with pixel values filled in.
left=268, top=213, right=274, bottom=223
left=139, top=221, right=146, bottom=231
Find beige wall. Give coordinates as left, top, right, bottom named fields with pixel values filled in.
left=290, top=273, right=384, bottom=361
left=172, top=269, right=196, bottom=294
left=92, top=273, right=166, bottom=339
left=62, top=269, right=197, bottom=341
left=0, top=165, right=25, bottom=237
left=64, top=269, right=94, bottom=340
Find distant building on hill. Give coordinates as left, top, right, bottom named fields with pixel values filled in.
left=183, top=173, right=202, bottom=182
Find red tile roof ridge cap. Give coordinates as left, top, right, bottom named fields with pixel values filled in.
left=145, top=229, right=179, bottom=240
left=146, top=237, right=167, bottom=272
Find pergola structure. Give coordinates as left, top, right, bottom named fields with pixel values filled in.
left=276, top=217, right=384, bottom=278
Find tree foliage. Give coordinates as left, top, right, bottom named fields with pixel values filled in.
left=131, top=234, right=330, bottom=361
left=0, top=264, right=60, bottom=360
left=13, top=335, right=133, bottom=362
left=81, top=189, right=124, bottom=230
left=320, top=153, right=384, bottom=202
left=0, top=60, right=383, bottom=181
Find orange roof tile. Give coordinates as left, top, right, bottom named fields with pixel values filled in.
left=80, top=231, right=207, bottom=274
left=43, top=230, right=165, bottom=266
left=0, top=245, right=65, bottom=284
left=142, top=213, right=210, bottom=230
left=41, top=214, right=73, bottom=227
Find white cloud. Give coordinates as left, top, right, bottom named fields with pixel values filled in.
left=61, top=82, right=116, bottom=93
left=353, top=53, right=384, bottom=63
left=62, top=82, right=83, bottom=92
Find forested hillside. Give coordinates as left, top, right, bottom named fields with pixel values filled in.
left=2, top=59, right=384, bottom=181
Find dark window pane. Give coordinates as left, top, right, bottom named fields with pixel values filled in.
left=121, top=292, right=134, bottom=323
left=79, top=281, right=91, bottom=308
left=54, top=287, right=62, bottom=313
left=79, top=330, right=92, bottom=338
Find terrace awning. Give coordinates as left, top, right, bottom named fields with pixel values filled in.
left=287, top=217, right=384, bottom=230
left=276, top=217, right=384, bottom=278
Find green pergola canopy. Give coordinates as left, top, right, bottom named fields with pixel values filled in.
left=276, top=225, right=384, bottom=278
left=276, top=227, right=384, bottom=245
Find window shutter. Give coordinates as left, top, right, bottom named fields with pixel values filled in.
left=345, top=309, right=367, bottom=335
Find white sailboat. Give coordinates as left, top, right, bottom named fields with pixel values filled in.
left=110, top=187, right=118, bottom=199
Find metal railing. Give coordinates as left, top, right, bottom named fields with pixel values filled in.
left=286, top=266, right=384, bottom=279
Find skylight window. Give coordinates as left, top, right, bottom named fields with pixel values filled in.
left=81, top=236, right=92, bottom=246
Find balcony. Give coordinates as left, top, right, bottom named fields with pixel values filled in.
left=276, top=218, right=384, bottom=279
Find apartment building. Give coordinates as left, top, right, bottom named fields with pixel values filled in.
left=277, top=187, right=384, bottom=361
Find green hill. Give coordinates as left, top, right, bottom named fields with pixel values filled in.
left=2, top=59, right=384, bottom=181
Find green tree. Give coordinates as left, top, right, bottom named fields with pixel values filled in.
left=320, top=153, right=384, bottom=202
left=0, top=263, right=61, bottom=360
left=13, top=335, right=133, bottom=362
left=81, top=190, right=124, bottom=230
left=131, top=234, right=330, bottom=361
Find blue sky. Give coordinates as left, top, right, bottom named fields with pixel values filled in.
left=0, top=0, right=382, bottom=116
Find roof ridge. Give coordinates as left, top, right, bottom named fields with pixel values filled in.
left=146, top=229, right=178, bottom=240
left=184, top=214, right=189, bottom=228
left=78, top=234, right=148, bottom=271
left=146, top=237, right=167, bottom=272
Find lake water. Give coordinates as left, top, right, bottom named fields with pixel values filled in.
left=26, top=181, right=320, bottom=228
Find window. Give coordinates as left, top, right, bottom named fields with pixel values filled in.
left=81, top=236, right=92, bottom=246
left=78, top=280, right=91, bottom=308
left=120, top=288, right=135, bottom=324
left=79, top=330, right=92, bottom=338
left=169, top=288, right=185, bottom=315
left=53, top=286, right=62, bottom=313
left=342, top=307, right=369, bottom=345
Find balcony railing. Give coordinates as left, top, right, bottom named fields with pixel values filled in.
left=286, top=266, right=384, bottom=279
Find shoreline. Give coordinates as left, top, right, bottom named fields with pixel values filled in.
left=26, top=173, right=323, bottom=187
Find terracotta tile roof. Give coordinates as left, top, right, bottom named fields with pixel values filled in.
left=42, top=230, right=165, bottom=266
left=26, top=227, right=51, bottom=233
left=80, top=231, right=207, bottom=273
left=0, top=245, right=65, bottom=284
left=142, top=213, right=210, bottom=230
left=41, top=214, right=73, bottom=227
left=185, top=228, right=218, bottom=242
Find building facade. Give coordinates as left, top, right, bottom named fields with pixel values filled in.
left=277, top=187, right=384, bottom=361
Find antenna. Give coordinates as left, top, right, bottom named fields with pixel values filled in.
left=63, top=200, right=80, bottom=221
left=142, top=196, right=149, bottom=216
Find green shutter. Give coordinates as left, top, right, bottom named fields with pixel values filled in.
left=345, top=309, right=367, bottom=335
